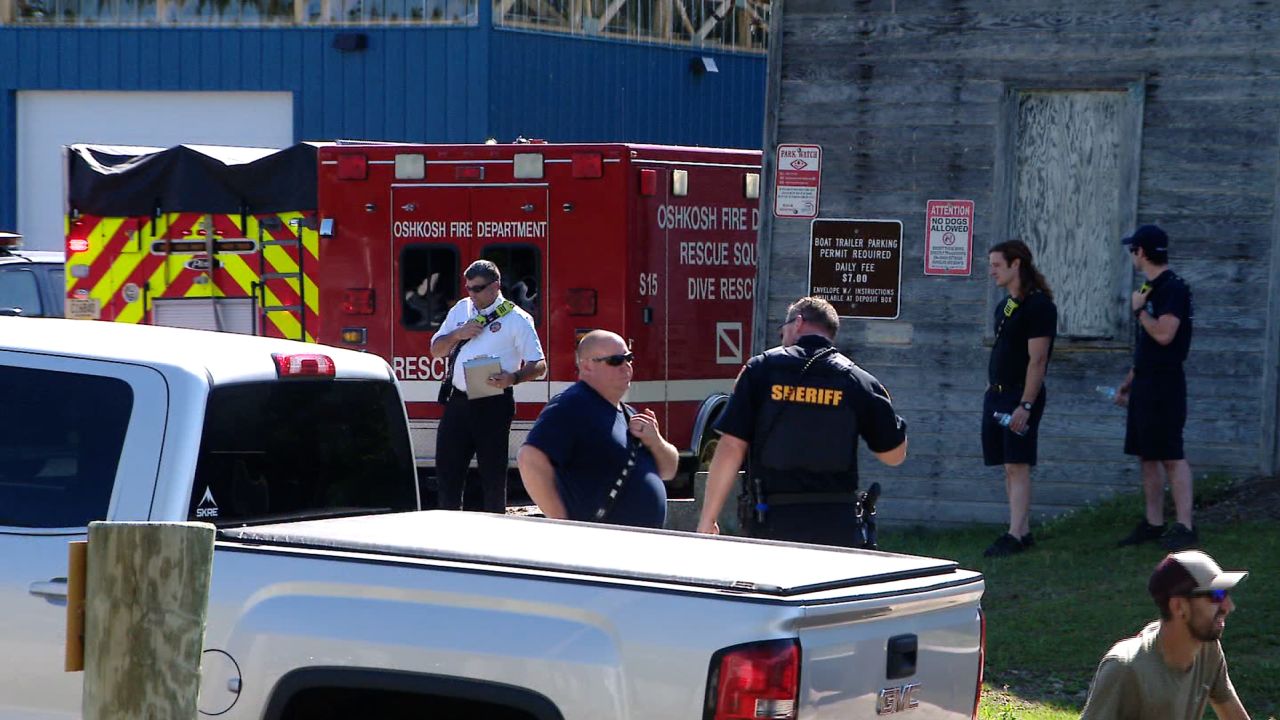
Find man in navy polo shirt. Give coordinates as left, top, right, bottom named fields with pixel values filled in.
left=1114, top=224, right=1197, bottom=551
left=517, top=330, right=679, bottom=528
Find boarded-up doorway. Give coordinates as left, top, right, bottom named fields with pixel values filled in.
left=994, top=83, right=1145, bottom=340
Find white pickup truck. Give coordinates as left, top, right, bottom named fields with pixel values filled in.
left=0, top=318, right=986, bottom=720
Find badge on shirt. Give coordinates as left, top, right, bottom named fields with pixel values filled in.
left=1003, top=298, right=1020, bottom=317
left=488, top=321, right=502, bottom=333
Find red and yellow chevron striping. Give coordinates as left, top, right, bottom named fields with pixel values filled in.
left=65, top=211, right=320, bottom=342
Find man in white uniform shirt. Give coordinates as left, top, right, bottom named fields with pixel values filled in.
left=430, top=260, right=546, bottom=512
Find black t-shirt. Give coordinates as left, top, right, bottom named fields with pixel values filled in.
left=988, top=291, right=1057, bottom=387
left=1134, top=269, right=1193, bottom=370
left=715, top=335, right=906, bottom=488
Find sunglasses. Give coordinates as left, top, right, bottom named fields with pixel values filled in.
left=1190, top=589, right=1230, bottom=603
left=466, top=280, right=494, bottom=293
left=592, top=352, right=635, bottom=367
left=777, top=316, right=800, bottom=333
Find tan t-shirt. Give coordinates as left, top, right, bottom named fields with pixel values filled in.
left=1079, top=621, right=1233, bottom=720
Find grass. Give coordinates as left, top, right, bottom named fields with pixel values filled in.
left=880, top=478, right=1279, bottom=720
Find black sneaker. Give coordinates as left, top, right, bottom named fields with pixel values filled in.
left=983, top=533, right=1025, bottom=558
left=1160, top=523, right=1199, bottom=551
left=1117, top=520, right=1165, bottom=547
left=1020, top=533, right=1035, bottom=549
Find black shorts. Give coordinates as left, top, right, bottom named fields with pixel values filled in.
left=1125, top=369, right=1186, bottom=460
left=982, top=388, right=1046, bottom=466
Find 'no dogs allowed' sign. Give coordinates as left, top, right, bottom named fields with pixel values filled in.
left=923, top=199, right=974, bottom=276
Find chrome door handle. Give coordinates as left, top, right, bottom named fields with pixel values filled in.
left=29, top=578, right=68, bottom=599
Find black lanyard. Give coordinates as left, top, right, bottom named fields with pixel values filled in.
left=995, top=296, right=1022, bottom=341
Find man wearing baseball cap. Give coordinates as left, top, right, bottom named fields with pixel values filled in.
left=1112, top=224, right=1198, bottom=550
left=1080, top=551, right=1250, bottom=719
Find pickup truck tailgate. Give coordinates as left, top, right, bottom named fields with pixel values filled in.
left=794, top=576, right=983, bottom=718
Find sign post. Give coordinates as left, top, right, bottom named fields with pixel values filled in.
left=773, top=144, right=822, bottom=219
left=923, top=199, right=974, bottom=276
left=808, top=219, right=902, bottom=319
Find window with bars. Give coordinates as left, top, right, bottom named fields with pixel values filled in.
left=494, top=0, right=769, bottom=53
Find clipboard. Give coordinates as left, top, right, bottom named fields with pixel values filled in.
left=462, top=356, right=503, bottom=398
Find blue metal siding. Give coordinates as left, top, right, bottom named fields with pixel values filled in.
left=488, top=30, right=765, bottom=148
left=0, top=23, right=763, bottom=229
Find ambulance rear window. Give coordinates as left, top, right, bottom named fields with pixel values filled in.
left=401, top=245, right=458, bottom=331
left=482, top=244, right=541, bottom=323
left=189, top=379, right=417, bottom=525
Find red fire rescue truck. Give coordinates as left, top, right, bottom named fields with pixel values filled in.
left=316, top=142, right=762, bottom=478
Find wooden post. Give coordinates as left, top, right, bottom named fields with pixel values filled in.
left=82, top=521, right=216, bottom=720
left=65, top=540, right=88, bottom=672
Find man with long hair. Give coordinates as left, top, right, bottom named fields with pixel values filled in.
left=982, top=240, right=1057, bottom=557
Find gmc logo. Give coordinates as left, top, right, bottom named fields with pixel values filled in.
left=877, top=683, right=920, bottom=714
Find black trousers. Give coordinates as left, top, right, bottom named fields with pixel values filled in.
left=436, top=389, right=515, bottom=513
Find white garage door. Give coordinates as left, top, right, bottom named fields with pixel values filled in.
left=17, top=91, right=294, bottom=251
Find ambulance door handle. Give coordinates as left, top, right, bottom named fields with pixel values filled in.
left=643, top=307, right=653, bottom=324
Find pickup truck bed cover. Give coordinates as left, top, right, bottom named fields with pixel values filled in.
left=220, top=511, right=962, bottom=597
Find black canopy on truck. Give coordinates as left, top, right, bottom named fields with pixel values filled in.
left=65, top=142, right=320, bottom=216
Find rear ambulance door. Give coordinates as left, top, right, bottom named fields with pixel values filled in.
left=471, top=185, right=550, bottom=408
left=386, top=183, right=549, bottom=412
left=388, top=186, right=468, bottom=410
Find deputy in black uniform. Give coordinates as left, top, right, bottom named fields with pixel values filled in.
left=1114, top=224, right=1197, bottom=551
left=696, top=297, right=908, bottom=547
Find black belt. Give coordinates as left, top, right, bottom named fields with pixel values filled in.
left=767, top=492, right=860, bottom=506
left=448, top=387, right=514, bottom=401
left=987, top=383, right=1022, bottom=393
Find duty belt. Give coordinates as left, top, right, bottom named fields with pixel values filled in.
left=766, top=492, right=861, bottom=506
left=987, top=383, right=1022, bottom=393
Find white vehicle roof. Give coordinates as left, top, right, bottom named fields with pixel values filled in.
left=0, top=250, right=64, bottom=264
left=0, top=318, right=394, bottom=386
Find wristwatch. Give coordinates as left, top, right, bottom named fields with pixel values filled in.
left=1020, top=401, right=1034, bottom=412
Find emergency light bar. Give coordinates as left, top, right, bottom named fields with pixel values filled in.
left=271, top=353, right=336, bottom=379
left=0, top=231, right=23, bottom=248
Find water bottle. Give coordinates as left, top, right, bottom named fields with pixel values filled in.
left=1095, top=385, right=1118, bottom=401
left=992, top=411, right=1028, bottom=436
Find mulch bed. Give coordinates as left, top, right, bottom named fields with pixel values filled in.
left=1196, top=476, right=1280, bottom=524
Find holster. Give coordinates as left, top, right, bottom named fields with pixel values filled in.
left=854, top=483, right=880, bottom=550
left=736, top=486, right=759, bottom=536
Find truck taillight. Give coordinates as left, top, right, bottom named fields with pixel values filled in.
left=972, top=607, right=986, bottom=720
left=342, top=289, right=375, bottom=315
left=705, top=639, right=799, bottom=720
left=271, top=353, right=336, bottom=378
